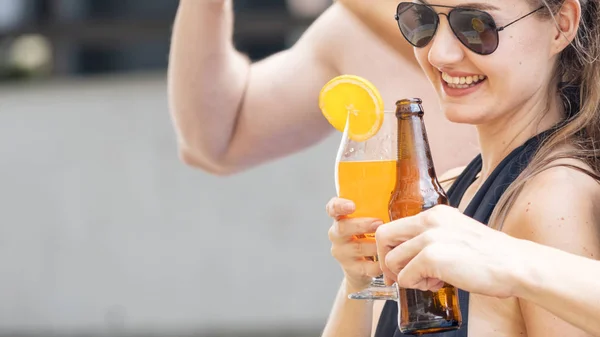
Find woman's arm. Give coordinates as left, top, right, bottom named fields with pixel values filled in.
left=322, top=279, right=376, bottom=337
left=375, top=202, right=600, bottom=336
left=503, top=165, right=600, bottom=337
left=514, top=239, right=600, bottom=337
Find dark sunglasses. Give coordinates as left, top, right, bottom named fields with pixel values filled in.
left=395, top=2, right=544, bottom=55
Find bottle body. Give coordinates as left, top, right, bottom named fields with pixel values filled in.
left=390, top=98, right=462, bottom=335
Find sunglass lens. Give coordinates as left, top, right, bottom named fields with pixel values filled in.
left=396, top=3, right=438, bottom=48
left=448, top=9, right=498, bottom=54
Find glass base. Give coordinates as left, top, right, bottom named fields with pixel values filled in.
left=348, top=277, right=398, bottom=301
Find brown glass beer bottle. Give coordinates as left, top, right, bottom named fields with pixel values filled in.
left=389, top=98, right=462, bottom=335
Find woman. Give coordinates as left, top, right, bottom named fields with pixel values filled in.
left=323, top=0, right=600, bottom=336
left=374, top=205, right=600, bottom=337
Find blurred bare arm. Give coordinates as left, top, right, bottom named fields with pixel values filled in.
left=322, top=279, right=377, bottom=337
left=168, top=0, right=340, bottom=175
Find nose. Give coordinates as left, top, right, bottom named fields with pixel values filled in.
left=428, top=14, right=465, bottom=69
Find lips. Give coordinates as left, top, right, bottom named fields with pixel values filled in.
left=442, top=72, right=487, bottom=89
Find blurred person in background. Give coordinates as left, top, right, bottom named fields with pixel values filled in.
left=167, top=0, right=478, bottom=176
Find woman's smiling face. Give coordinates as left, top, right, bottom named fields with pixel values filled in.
left=409, top=0, right=557, bottom=127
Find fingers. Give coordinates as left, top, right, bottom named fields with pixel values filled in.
left=375, top=215, right=428, bottom=256
left=325, top=196, right=387, bottom=286
left=378, top=232, right=420, bottom=286
left=396, top=245, right=442, bottom=290
left=375, top=209, right=440, bottom=247
left=363, top=260, right=383, bottom=278
left=329, top=217, right=383, bottom=243
left=375, top=217, right=427, bottom=284
left=375, top=205, right=457, bottom=285
left=345, top=260, right=383, bottom=278
left=428, top=279, right=445, bottom=292
left=326, top=197, right=356, bottom=219
left=331, top=239, right=379, bottom=262
left=404, top=278, right=445, bottom=292
left=331, top=238, right=382, bottom=282
left=384, top=229, right=441, bottom=276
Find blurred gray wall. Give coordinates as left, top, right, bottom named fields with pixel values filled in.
left=0, top=73, right=343, bottom=336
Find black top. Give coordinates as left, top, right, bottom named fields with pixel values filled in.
left=374, top=130, right=553, bottom=337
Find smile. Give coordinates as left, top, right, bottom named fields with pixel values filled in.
left=442, top=72, right=487, bottom=89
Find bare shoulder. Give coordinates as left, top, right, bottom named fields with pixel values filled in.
left=503, top=158, right=600, bottom=257
left=293, top=3, right=374, bottom=67
left=304, top=2, right=418, bottom=73
left=335, top=0, right=418, bottom=66
left=503, top=159, right=599, bottom=337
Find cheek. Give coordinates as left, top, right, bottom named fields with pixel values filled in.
left=509, top=29, right=552, bottom=70
left=414, top=48, right=438, bottom=82
left=487, top=34, right=552, bottom=95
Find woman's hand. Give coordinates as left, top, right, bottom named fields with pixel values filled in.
left=375, top=205, right=526, bottom=298
left=326, top=197, right=384, bottom=291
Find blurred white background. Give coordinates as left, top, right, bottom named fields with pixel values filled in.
left=0, top=1, right=342, bottom=336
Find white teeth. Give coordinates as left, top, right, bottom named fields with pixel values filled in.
left=441, top=72, right=487, bottom=89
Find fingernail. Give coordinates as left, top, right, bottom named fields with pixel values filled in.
left=343, top=202, right=355, bottom=212
left=371, top=221, right=384, bottom=231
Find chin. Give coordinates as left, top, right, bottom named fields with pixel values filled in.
left=441, top=106, right=485, bottom=125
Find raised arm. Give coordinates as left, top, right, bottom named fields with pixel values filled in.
left=168, top=1, right=478, bottom=175
left=168, top=0, right=340, bottom=175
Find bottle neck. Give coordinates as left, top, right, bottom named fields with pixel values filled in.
left=396, top=112, right=437, bottom=180
left=391, top=100, right=449, bottom=213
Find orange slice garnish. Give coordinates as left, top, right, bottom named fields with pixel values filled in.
left=319, top=75, right=384, bottom=142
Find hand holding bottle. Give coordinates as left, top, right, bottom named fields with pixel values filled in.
left=376, top=204, right=525, bottom=299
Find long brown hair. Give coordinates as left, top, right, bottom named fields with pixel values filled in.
left=490, top=0, right=600, bottom=230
